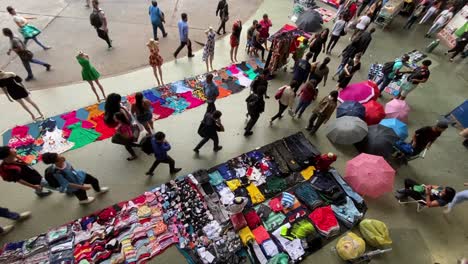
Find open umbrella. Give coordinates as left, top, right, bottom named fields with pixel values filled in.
left=295, top=9, right=323, bottom=33
left=385, top=99, right=411, bottom=123
left=363, top=100, right=385, bottom=125
left=355, top=124, right=399, bottom=158
left=326, top=116, right=368, bottom=144
left=338, top=81, right=375, bottom=104
left=379, top=118, right=408, bottom=140
left=367, top=80, right=380, bottom=100
left=345, top=153, right=395, bottom=198
left=336, top=101, right=366, bottom=120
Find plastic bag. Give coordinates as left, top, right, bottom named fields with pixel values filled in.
left=359, top=219, right=392, bottom=248
left=336, top=232, right=366, bottom=260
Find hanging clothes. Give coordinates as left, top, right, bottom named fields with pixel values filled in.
left=67, top=122, right=101, bottom=150
left=38, top=119, right=75, bottom=154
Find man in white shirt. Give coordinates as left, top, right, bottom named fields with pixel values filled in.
left=425, top=7, right=454, bottom=38
left=351, top=12, right=371, bottom=40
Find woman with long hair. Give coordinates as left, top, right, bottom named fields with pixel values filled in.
left=309, top=29, right=329, bottom=62
left=131, top=92, right=153, bottom=134
left=147, top=39, right=164, bottom=86
left=112, top=112, right=139, bottom=161
left=230, top=20, right=242, bottom=63
left=104, top=93, right=124, bottom=127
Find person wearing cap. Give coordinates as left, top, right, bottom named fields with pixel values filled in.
left=411, top=121, right=448, bottom=156
left=377, top=54, right=410, bottom=93
left=397, top=59, right=431, bottom=100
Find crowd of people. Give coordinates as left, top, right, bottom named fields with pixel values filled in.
left=0, top=0, right=466, bottom=240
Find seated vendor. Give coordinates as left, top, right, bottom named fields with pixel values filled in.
left=395, top=178, right=456, bottom=207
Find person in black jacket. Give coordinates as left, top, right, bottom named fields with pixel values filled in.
left=194, top=110, right=224, bottom=152
left=250, top=70, right=269, bottom=98
left=216, top=0, right=229, bottom=35
left=244, top=92, right=265, bottom=137
left=355, top=27, right=375, bottom=55
left=445, top=31, right=468, bottom=62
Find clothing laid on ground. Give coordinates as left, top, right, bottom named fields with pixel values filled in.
left=67, top=122, right=101, bottom=150
left=76, top=56, right=100, bottom=81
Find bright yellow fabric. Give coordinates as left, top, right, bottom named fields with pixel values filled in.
left=300, top=166, right=316, bottom=180
left=246, top=183, right=265, bottom=204
left=226, top=179, right=242, bottom=191
left=239, top=227, right=255, bottom=245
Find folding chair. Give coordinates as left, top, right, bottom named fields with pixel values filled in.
left=397, top=198, right=427, bottom=212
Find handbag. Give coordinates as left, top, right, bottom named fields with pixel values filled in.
left=198, top=122, right=207, bottom=137
left=274, top=87, right=286, bottom=100
left=18, top=50, right=34, bottom=61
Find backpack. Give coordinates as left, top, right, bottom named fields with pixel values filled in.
left=140, top=135, right=154, bottom=155
left=44, top=166, right=61, bottom=188
left=381, top=61, right=395, bottom=75
left=90, top=10, right=103, bottom=28
left=246, top=93, right=261, bottom=113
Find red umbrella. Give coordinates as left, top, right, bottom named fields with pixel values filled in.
left=345, top=153, right=395, bottom=198
left=367, top=80, right=380, bottom=101
left=363, top=100, right=385, bottom=125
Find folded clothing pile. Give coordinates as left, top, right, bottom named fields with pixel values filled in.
left=331, top=197, right=363, bottom=228
left=294, top=182, right=324, bottom=210
left=308, top=206, right=340, bottom=238
left=310, top=171, right=346, bottom=204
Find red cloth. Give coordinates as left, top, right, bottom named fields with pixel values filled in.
left=97, top=207, right=117, bottom=225
left=348, top=3, right=357, bottom=18
left=252, top=226, right=270, bottom=244
left=230, top=212, right=247, bottom=231
left=151, top=101, right=175, bottom=120
left=308, top=206, right=339, bottom=233
left=91, top=114, right=116, bottom=140
left=132, top=195, right=146, bottom=205
left=244, top=210, right=262, bottom=229
left=315, top=154, right=337, bottom=171
left=269, top=196, right=283, bottom=212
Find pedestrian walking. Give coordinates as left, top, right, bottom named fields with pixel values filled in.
left=230, top=20, right=242, bottom=63
left=425, top=7, right=454, bottom=38
left=326, top=15, right=347, bottom=54
left=309, top=57, right=331, bottom=87
left=351, top=12, right=371, bottom=40
left=203, top=27, right=216, bottom=72
left=292, top=52, right=313, bottom=86
left=3, top=28, right=51, bottom=82
left=333, top=36, right=360, bottom=77
left=270, top=81, right=297, bottom=124
left=355, top=27, right=375, bottom=55
left=336, top=52, right=361, bottom=90
left=203, top=73, right=220, bottom=113
left=410, top=120, right=448, bottom=156
left=76, top=51, right=106, bottom=102
left=377, top=54, right=410, bottom=93
left=419, top=0, right=442, bottom=24
left=309, top=29, right=329, bottom=62
left=147, top=39, right=164, bottom=86
left=368, top=0, right=383, bottom=22
left=397, top=59, right=431, bottom=100
left=357, top=0, right=371, bottom=16
left=194, top=110, right=224, bottom=152
left=6, top=6, right=51, bottom=50
left=0, top=208, right=30, bottom=235
left=403, top=3, right=427, bottom=29
left=250, top=70, right=270, bottom=98
left=444, top=31, right=468, bottom=62
left=112, top=112, right=140, bottom=161
left=42, top=152, right=109, bottom=204
left=293, top=80, right=318, bottom=118
left=131, top=92, right=154, bottom=134
left=259, top=14, right=272, bottom=51
left=174, top=13, right=194, bottom=58
left=0, top=71, right=44, bottom=121
left=104, top=93, right=125, bottom=127
left=145, top=132, right=182, bottom=176
left=0, top=146, right=52, bottom=197
left=306, top=90, right=339, bottom=133
left=90, top=0, right=112, bottom=49
left=216, top=0, right=229, bottom=35
left=244, top=90, right=265, bottom=136
left=148, top=0, right=167, bottom=40
left=444, top=183, right=468, bottom=213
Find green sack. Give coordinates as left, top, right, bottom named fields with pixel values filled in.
left=267, top=253, right=289, bottom=264
left=336, top=232, right=366, bottom=260
left=412, top=184, right=425, bottom=193
left=359, top=219, right=392, bottom=248
left=454, top=22, right=468, bottom=38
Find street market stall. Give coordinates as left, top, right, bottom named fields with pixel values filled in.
left=437, top=5, right=468, bottom=48
left=374, top=0, right=405, bottom=29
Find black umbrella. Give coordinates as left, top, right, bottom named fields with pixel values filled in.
left=295, top=9, right=323, bottom=33
left=355, top=124, right=399, bottom=159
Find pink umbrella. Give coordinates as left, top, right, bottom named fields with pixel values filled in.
left=338, top=81, right=375, bottom=104
left=345, top=153, right=395, bottom=198
left=385, top=99, right=411, bottom=123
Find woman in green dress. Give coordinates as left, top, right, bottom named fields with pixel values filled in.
left=76, top=51, right=106, bottom=102
left=6, top=6, right=50, bottom=50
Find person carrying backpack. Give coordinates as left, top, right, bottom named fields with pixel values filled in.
left=0, top=146, right=52, bottom=197
left=145, top=132, right=182, bottom=176
left=149, top=1, right=167, bottom=40
left=244, top=92, right=265, bottom=136
left=42, top=152, right=108, bottom=204
left=90, top=0, right=112, bottom=49
left=194, top=110, right=224, bottom=152
left=377, top=54, right=410, bottom=93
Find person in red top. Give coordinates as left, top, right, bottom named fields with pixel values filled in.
left=293, top=79, right=318, bottom=118
left=347, top=1, right=358, bottom=20
left=259, top=14, right=272, bottom=51
left=0, top=146, right=52, bottom=197
left=314, top=152, right=337, bottom=171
